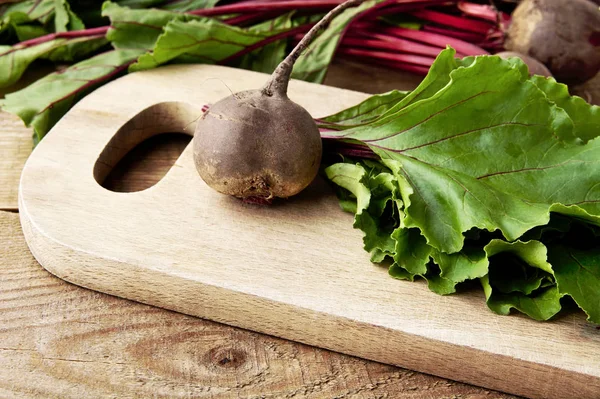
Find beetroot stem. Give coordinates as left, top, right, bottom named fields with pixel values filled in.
left=457, top=1, right=501, bottom=22
left=262, top=0, right=365, bottom=97
left=422, top=25, right=486, bottom=44
left=321, top=138, right=378, bottom=159
left=364, top=24, right=489, bottom=55
left=410, top=9, right=495, bottom=35
left=17, top=26, right=109, bottom=47
left=343, top=33, right=447, bottom=57
left=189, top=0, right=344, bottom=17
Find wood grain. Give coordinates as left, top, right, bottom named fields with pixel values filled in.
left=1, top=211, right=517, bottom=399
left=18, top=64, right=600, bottom=399
left=101, top=133, right=191, bottom=193
left=0, top=62, right=58, bottom=211
left=0, top=111, right=32, bottom=211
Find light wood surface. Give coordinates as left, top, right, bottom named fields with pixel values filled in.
left=0, top=112, right=31, bottom=211
left=17, top=63, right=600, bottom=399
left=4, top=210, right=520, bottom=398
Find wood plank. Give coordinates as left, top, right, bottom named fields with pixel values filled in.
left=19, top=64, right=600, bottom=399
left=0, top=210, right=516, bottom=398
left=0, top=62, right=57, bottom=211
left=0, top=111, right=31, bottom=211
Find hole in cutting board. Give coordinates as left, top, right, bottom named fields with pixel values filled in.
left=94, top=101, right=201, bottom=192
left=102, top=133, right=191, bottom=192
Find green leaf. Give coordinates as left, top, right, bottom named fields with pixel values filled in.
left=130, top=17, right=282, bottom=72
left=389, top=263, right=415, bottom=281
left=425, top=264, right=457, bottom=295
left=161, top=0, right=220, bottom=11
left=481, top=276, right=562, bottom=321
left=0, top=35, right=107, bottom=88
left=549, top=245, right=600, bottom=324
left=318, top=90, right=410, bottom=128
left=1, top=48, right=143, bottom=143
left=381, top=154, right=550, bottom=254
left=432, top=246, right=488, bottom=285
left=521, top=213, right=573, bottom=242
left=0, top=2, right=53, bottom=43
left=4, top=1, right=56, bottom=25
left=328, top=49, right=600, bottom=253
left=103, top=1, right=196, bottom=50
left=325, top=163, right=371, bottom=213
left=0, top=40, right=61, bottom=88
left=325, top=162, right=402, bottom=263
left=13, top=24, right=50, bottom=42
left=234, top=13, right=293, bottom=74
left=530, top=75, right=600, bottom=143
left=118, top=0, right=169, bottom=8
left=291, top=0, right=380, bottom=83
left=392, top=227, right=431, bottom=275
left=54, top=0, right=85, bottom=32
left=485, top=240, right=554, bottom=295
left=43, top=36, right=108, bottom=62
left=323, top=49, right=600, bottom=323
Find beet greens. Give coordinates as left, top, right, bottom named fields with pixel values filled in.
left=321, top=48, right=600, bottom=323
left=0, top=0, right=508, bottom=144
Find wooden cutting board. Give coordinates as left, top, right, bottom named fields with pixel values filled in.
left=19, top=64, right=600, bottom=399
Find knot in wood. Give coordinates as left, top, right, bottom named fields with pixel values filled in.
left=208, top=347, right=247, bottom=370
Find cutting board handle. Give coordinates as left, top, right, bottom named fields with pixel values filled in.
left=94, top=101, right=199, bottom=186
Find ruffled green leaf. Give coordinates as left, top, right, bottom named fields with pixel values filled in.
left=324, top=48, right=600, bottom=323
left=549, top=245, right=600, bottom=324
left=482, top=276, right=562, bottom=321
left=530, top=75, right=600, bottom=143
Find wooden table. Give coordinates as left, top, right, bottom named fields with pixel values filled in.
left=4, top=60, right=598, bottom=398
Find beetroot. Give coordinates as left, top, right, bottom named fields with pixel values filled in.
left=505, top=0, right=600, bottom=84
left=193, top=0, right=364, bottom=200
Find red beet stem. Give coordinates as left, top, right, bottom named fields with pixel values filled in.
left=421, top=24, right=485, bottom=44
left=358, top=24, right=488, bottom=55
left=224, top=11, right=284, bottom=26
left=456, top=1, right=499, bottom=22
left=321, top=137, right=378, bottom=159
left=410, top=9, right=495, bottom=35
left=343, top=34, right=444, bottom=57
left=361, top=0, right=453, bottom=20
left=355, top=57, right=431, bottom=75
left=189, top=0, right=343, bottom=16
left=338, top=47, right=435, bottom=67
left=14, top=26, right=109, bottom=48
